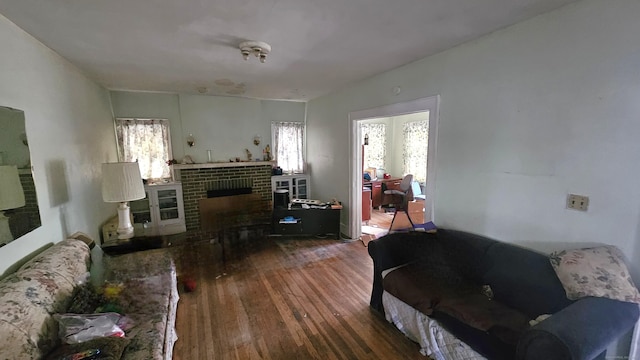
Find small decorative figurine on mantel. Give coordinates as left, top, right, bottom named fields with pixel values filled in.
left=245, top=148, right=252, bottom=161
left=263, top=144, right=272, bottom=161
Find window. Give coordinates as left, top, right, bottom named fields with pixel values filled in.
left=115, top=118, right=172, bottom=180
left=361, top=123, right=387, bottom=170
left=272, top=122, right=304, bottom=173
left=403, top=120, right=428, bottom=183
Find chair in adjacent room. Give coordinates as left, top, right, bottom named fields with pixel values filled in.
left=384, top=174, right=414, bottom=232
left=411, top=180, right=425, bottom=201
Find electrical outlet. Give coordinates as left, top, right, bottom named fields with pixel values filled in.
left=567, top=194, right=589, bottom=211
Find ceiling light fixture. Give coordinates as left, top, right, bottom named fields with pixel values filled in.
left=239, top=40, right=271, bottom=63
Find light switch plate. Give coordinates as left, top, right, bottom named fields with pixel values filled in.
left=567, top=194, right=589, bottom=211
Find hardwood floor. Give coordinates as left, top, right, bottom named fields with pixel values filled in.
left=367, top=208, right=393, bottom=229
left=171, top=236, right=424, bottom=360
left=361, top=207, right=418, bottom=244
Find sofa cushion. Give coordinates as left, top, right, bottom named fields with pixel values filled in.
left=103, top=247, right=176, bottom=281
left=436, top=229, right=497, bottom=283
left=435, top=292, right=530, bottom=345
left=482, top=242, right=573, bottom=319
left=383, top=262, right=480, bottom=315
left=103, top=249, right=179, bottom=360
left=0, top=238, right=91, bottom=358
left=549, top=245, right=640, bottom=304
left=0, top=319, right=40, bottom=360
left=0, top=272, right=60, bottom=355
left=0, top=267, right=76, bottom=314
left=43, top=336, right=130, bottom=360
left=18, top=239, right=91, bottom=285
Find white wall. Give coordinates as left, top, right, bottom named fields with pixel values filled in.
left=111, top=91, right=306, bottom=164
left=310, top=0, right=640, bottom=270
left=308, top=0, right=640, bottom=353
left=0, top=14, right=117, bottom=275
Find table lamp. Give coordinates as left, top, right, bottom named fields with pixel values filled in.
left=0, top=165, right=25, bottom=245
left=101, top=162, right=145, bottom=240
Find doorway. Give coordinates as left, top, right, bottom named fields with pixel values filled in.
left=349, top=96, right=439, bottom=241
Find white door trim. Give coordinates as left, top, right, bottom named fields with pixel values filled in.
left=348, top=95, right=440, bottom=240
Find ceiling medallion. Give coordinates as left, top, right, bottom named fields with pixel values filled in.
left=239, top=40, right=271, bottom=63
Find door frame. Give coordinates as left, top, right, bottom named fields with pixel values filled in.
left=348, top=95, right=440, bottom=239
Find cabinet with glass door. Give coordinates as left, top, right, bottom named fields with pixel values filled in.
left=271, top=174, right=310, bottom=200
left=130, top=183, right=186, bottom=236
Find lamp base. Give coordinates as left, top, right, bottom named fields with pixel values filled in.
left=0, top=211, right=14, bottom=246
left=116, top=202, right=135, bottom=240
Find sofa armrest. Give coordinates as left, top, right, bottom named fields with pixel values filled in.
left=69, top=231, right=95, bottom=249
left=516, top=297, right=640, bottom=360
left=367, top=231, right=437, bottom=314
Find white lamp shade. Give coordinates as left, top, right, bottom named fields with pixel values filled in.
left=101, top=162, right=146, bottom=202
left=0, top=165, right=26, bottom=211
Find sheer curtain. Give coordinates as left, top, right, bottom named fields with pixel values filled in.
left=403, top=120, right=428, bottom=183
left=361, top=123, right=387, bottom=170
left=115, top=119, right=172, bottom=180
left=272, top=122, right=304, bottom=173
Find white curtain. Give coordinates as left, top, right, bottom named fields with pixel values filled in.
left=362, top=123, right=387, bottom=170
left=115, top=119, right=172, bottom=180
left=272, top=122, right=304, bottom=173
left=403, top=120, right=428, bottom=183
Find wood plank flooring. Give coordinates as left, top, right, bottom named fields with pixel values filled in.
left=171, top=237, right=424, bottom=360
left=367, top=208, right=393, bottom=229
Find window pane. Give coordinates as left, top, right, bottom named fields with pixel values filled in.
left=115, top=119, right=172, bottom=179
left=403, top=120, right=428, bottom=183
left=362, top=123, right=386, bottom=170
left=272, top=122, right=304, bottom=173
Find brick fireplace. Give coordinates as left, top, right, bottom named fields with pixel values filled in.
left=175, top=162, right=273, bottom=242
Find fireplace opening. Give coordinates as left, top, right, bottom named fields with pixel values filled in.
left=206, top=177, right=253, bottom=198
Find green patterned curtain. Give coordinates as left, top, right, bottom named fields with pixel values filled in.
left=403, top=120, right=428, bottom=183
left=361, top=123, right=386, bottom=171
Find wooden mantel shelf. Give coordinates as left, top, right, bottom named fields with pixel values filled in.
left=173, top=161, right=274, bottom=170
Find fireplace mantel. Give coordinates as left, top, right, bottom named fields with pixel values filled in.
left=173, top=161, right=274, bottom=170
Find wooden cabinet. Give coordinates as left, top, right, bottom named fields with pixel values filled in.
left=130, top=183, right=186, bottom=236
left=370, top=181, right=383, bottom=208
left=362, top=187, right=371, bottom=222
left=271, top=175, right=310, bottom=199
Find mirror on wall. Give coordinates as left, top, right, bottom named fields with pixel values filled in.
left=0, top=106, right=41, bottom=247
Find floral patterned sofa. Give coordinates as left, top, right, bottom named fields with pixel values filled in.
left=0, top=232, right=179, bottom=359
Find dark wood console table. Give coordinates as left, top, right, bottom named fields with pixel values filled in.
left=272, top=207, right=341, bottom=239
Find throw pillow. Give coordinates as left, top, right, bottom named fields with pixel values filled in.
left=44, top=336, right=129, bottom=360
left=549, top=245, right=640, bottom=304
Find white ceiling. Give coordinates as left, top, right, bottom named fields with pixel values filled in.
left=0, top=0, right=578, bottom=101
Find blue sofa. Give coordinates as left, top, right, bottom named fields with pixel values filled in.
left=368, top=229, right=640, bottom=359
